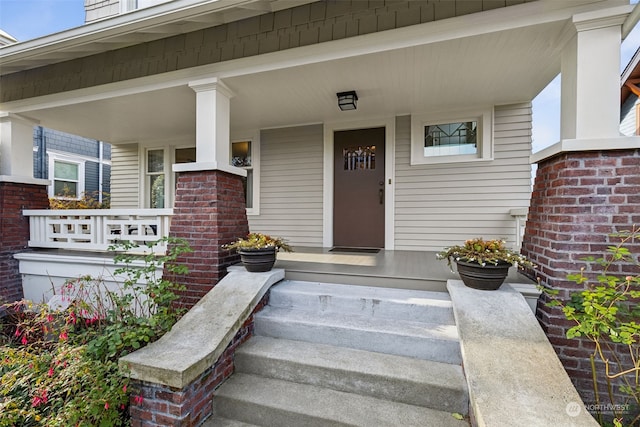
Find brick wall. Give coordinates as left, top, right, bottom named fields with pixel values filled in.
left=129, top=292, right=269, bottom=427
left=1, top=0, right=532, bottom=103
left=164, top=170, right=249, bottom=308
left=0, top=182, right=49, bottom=303
left=522, top=149, right=640, bottom=409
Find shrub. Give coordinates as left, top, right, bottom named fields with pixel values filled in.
left=0, top=237, right=191, bottom=426
left=543, top=227, right=640, bottom=426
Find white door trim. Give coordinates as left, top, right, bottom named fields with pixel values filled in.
left=322, top=117, right=395, bottom=249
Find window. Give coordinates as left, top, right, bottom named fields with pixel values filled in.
left=147, top=149, right=165, bottom=208
left=411, top=108, right=493, bottom=165
left=232, top=141, right=254, bottom=209
left=48, top=154, right=85, bottom=199
left=635, top=103, right=640, bottom=136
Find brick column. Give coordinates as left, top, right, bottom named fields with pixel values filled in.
left=0, top=181, right=49, bottom=303
left=165, top=169, right=249, bottom=308
left=521, top=148, right=640, bottom=406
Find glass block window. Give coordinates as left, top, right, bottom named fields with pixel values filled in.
left=424, top=121, right=477, bottom=157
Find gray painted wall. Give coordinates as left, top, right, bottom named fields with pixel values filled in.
left=620, top=94, right=638, bottom=136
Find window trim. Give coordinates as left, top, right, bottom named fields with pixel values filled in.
left=411, top=107, right=493, bottom=165
left=48, top=153, right=85, bottom=199
left=231, top=131, right=260, bottom=216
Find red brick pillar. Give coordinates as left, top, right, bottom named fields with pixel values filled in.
left=0, top=181, right=49, bottom=303
left=521, top=149, right=640, bottom=406
left=165, top=170, right=249, bottom=308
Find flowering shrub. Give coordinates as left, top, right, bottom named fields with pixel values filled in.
left=222, top=232, right=292, bottom=252
left=0, top=237, right=191, bottom=426
left=437, top=237, right=535, bottom=270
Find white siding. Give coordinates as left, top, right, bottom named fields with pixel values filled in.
left=394, top=104, right=532, bottom=251
left=620, top=95, right=639, bottom=136
left=248, top=125, right=324, bottom=247
left=110, top=143, right=140, bottom=208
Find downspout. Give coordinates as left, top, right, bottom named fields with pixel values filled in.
left=622, top=2, right=640, bottom=40
left=98, top=141, right=104, bottom=204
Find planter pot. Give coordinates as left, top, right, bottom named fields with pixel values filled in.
left=455, top=260, right=511, bottom=291
left=238, top=247, right=277, bottom=273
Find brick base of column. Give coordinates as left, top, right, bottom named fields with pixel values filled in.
left=522, top=149, right=640, bottom=407
left=0, top=181, right=49, bottom=304
left=165, top=170, right=249, bottom=308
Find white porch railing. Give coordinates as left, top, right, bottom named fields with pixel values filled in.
left=23, top=209, right=173, bottom=254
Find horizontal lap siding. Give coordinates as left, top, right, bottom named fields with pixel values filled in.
left=248, top=125, right=323, bottom=247
left=394, top=104, right=532, bottom=251
left=110, top=143, right=140, bottom=208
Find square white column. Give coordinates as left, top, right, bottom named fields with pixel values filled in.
left=175, top=78, right=245, bottom=177
left=560, top=7, right=627, bottom=140
left=0, top=113, right=40, bottom=181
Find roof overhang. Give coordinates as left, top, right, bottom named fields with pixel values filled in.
left=0, top=0, right=633, bottom=144
left=0, top=0, right=316, bottom=75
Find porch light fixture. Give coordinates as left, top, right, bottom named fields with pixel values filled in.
left=337, top=91, right=358, bottom=111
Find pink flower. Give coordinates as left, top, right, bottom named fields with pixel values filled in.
left=46, top=314, right=54, bottom=322
left=104, top=402, right=109, bottom=410
left=14, top=328, right=20, bottom=337
left=21, top=335, right=28, bottom=346
left=48, top=367, right=54, bottom=377
left=59, top=331, right=68, bottom=341
left=133, top=395, right=144, bottom=405
left=122, top=384, right=127, bottom=393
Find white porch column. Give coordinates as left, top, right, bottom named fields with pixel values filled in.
left=0, top=113, right=40, bottom=181
left=176, top=77, right=246, bottom=177
left=560, top=7, right=627, bottom=140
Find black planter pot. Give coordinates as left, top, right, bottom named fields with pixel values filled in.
left=238, top=247, right=277, bottom=272
left=455, top=260, right=511, bottom=291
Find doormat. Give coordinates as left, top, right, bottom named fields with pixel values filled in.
left=329, top=247, right=380, bottom=254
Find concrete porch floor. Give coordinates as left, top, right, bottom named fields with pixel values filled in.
left=275, top=247, right=536, bottom=293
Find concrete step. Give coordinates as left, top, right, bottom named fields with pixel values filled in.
left=202, top=417, right=259, bottom=427
left=213, top=373, right=468, bottom=427
left=268, top=280, right=455, bottom=325
left=235, top=336, right=468, bottom=414
left=254, top=306, right=461, bottom=364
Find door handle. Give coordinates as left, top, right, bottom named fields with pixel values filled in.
left=379, top=188, right=384, bottom=205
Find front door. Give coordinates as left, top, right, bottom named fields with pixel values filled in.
left=333, top=127, right=385, bottom=248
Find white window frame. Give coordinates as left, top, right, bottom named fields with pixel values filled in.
left=140, top=140, right=194, bottom=209
left=48, top=153, right=85, bottom=199
left=411, top=107, right=493, bottom=165
left=231, top=131, right=260, bottom=216
left=145, top=147, right=167, bottom=209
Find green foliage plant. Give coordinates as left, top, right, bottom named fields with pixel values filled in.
left=543, top=226, right=640, bottom=427
left=222, top=232, right=293, bottom=252
left=49, top=188, right=111, bottom=209
left=0, top=237, right=191, bottom=426
left=437, top=237, right=535, bottom=271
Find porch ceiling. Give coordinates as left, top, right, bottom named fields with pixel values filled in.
left=16, top=20, right=564, bottom=144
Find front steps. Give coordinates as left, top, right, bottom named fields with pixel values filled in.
left=208, top=280, right=469, bottom=426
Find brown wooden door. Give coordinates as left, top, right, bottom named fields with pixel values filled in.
left=333, top=127, right=385, bottom=248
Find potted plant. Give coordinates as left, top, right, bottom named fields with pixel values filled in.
left=222, top=232, right=293, bottom=272
left=437, top=237, right=534, bottom=290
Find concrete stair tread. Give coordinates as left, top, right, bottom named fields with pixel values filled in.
left=255, top=305, right=461, bottom=363
left=256, top=305, right=459, bottom=341
left=202, top=417, right=259, bottom=427
left=269, top=280, right=454, bottom=324
left=214, top=373, right=468, bottom=427
left=272, top=280, right=452, bottom=302
left=235, top=336, right=468, bottom=413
